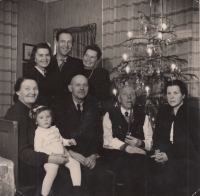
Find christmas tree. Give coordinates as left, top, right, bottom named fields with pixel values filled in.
left=109, top=0, right=199, bottom=129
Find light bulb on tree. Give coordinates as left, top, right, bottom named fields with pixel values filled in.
left=113, top=88, right=117, bottom=96
left=157, top=32, right=162, bottom=39
left=171, top=63, right=176, bottom=72
left=123, top=53, right=128, bottom=61
left=145, top=86, right=150, bottom=96
left=127, top=31, right=133, bottom=38
left=161, top=23, right=167, bottom=30
left=125, top=66, right=130, bottom=74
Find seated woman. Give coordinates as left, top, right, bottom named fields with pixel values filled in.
left=103, top=84, right=153, bottom=196
left=150, top=80, right=200, bottom=195
left=82, top=44, right=110, bottom=114
left=24, top=43, right=52, bottom=106
left=4, top=77, right=69, bottom=196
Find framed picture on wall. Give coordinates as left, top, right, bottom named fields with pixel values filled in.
left=23, top=43, right=34, bottom=61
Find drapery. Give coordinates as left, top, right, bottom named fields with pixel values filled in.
left=0, top=0, right=18, bottom=118
left=102, top=0, right=199, bottom=99
left=53, top=23, right=96, bottom=59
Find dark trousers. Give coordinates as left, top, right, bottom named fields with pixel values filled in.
left=147, top=159, right=200, bottom=196
left=103, top=149, right=149, bottom=196
left=81, top=158, right=115, bottom=196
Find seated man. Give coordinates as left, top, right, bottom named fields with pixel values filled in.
left=103, top=85, right=153, bottom=196
left=53, top=74, right=114, bottom=196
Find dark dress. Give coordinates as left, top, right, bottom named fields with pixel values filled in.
left=150, top=103, right=200, bottom=195
left=24, top=66, right=51, bottom=106
left=47, top=55, right=83, bottom=102
left=4, top=100, right=73, bottom=196
left=82, top=67, right=110, bottom=101
left=82, top=67, right=111, bottom=115
left=53, top=97, right=114, bottom=196
left=4, top=101, right=48, bottom=189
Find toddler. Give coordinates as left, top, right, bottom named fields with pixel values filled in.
left=32, top=106, right=81, bottom=196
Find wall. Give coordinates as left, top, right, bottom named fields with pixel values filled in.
left=46, top=0, right=102, bottom=51
left=17, top=0, right=46, bottom=78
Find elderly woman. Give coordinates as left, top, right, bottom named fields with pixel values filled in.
left=150, top=80, right=200, bottom=195
left=4, top=77, right=69, bottom=195
left=103, top=85, right=153, bottom=195
left=24, top=43, right=52, bottom=106
left=82, top=44, right=110, bottom=113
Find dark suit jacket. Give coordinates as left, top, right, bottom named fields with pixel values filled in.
left=53, top=97, right=103, bottom=157
left=47, top=55, right=83, bottom=102
left=24, top=66, right=51, bottom=106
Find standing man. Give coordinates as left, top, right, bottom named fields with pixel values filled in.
left=47, top=30, right=83, bottom=103
left=53, top=74, right=114, bottom=196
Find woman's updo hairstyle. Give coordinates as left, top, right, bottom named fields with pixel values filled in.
left=13, top=77, right=36, bottom=103
left=29, top=43, right=52, bottom=67
left=164, top=79, right=188, bottom=97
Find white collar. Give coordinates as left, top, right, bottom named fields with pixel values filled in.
left=73, top=100, right=83, bottom=108
left=120, top=107, right=131, bottom=116
left=35, top=66, right=46, bottom=77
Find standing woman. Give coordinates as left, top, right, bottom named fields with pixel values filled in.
left=82, top=44, right=110, bottom=113
left=24, top=43, right=52, bottom=106
left=4, top=78, right=69, bottom=195
left=150, top=80, right=200, bottom=195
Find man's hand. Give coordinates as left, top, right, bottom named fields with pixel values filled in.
left=125, top=146, right=146, bottom=155
left=69, top=139, right=77, bottom=146
left=151, top=149, right=168, bottom=163
left=84, top=155, right=97, bottom=169
left=125, top=135, right=142, bottom=147
left=48, top=154, right=69, bottom=165
left=69, top=150, right=86, bottom=165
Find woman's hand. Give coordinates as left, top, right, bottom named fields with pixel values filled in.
left=151, top=149, right=168, bottom=163
left=69, top=139, right=77, bottom=146
left=125, top=135, right=142, bottom=147
left=125, top=146, right=146, bottom=155
left=69, top=150, right=86, bottom=165
left=84, top=155, right=97, bottom=169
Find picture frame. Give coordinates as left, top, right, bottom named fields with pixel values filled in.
left=23, top=43, right=34, bottom=61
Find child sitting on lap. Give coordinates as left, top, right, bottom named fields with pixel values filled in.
left=32, top=106, right=82, bottom=196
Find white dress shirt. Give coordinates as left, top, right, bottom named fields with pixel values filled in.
left=103, top=107, right=153, bottom=151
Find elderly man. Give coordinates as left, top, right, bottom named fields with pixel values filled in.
left=47, top=30, right=83, bottom=102
left=53, top=74, right=113, bottom=196
left=103, top=85, right=153, bottom=196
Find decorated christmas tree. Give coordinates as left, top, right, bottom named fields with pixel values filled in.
left=109, top=0, right=199, bottom=129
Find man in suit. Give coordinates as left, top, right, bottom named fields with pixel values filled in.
left=53, top=74, right=114, bottom=196
left=47, top=30, right=83, bottom=103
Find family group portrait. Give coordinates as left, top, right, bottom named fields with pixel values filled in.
left=0, top=0, right=200, bottom=196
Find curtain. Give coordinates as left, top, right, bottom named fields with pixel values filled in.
left=102, top=0, right=199, bottom=99
left=0, top=0, right=18, bottom=118
left=53, top=23, right=96, bottom=59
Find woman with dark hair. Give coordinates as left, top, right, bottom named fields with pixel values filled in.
left=24, top=43, right=52, bottom=106
left=4, top=77, right=69, bottom=195
left=82, top=44, right=110, bottom=114
left=149, top=80, right=200, bottom=195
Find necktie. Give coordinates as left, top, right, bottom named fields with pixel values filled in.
left=77, top=104, right=82, bottom=115
left=44, top=69, right=46, bottom=77
left=124, top=111, right=129, bottom=117
left=60, top=58, right=66, bottom=71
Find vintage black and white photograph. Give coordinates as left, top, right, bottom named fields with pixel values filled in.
left=0, top=0, right=200, bottom=196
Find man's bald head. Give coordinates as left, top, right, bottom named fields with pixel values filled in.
left=68, top=75, right=89, bottom=103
